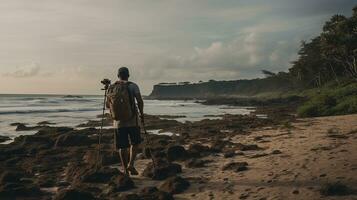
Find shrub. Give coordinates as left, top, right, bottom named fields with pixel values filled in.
left=297, top=82, right=357, bottom=117
left=331, top=96, right=357, bottom=115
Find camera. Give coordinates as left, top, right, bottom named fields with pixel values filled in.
left=101, top=78, right=111, bottom=90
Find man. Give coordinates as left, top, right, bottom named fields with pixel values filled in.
left=106, top=67, right=144, bottom=176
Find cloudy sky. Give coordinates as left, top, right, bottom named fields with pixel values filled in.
left=0, top=0, right=355, bottom=95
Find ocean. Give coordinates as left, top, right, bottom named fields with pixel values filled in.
left=0, top=94, right=253, bottom=141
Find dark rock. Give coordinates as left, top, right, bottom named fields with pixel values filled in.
left=271, top=150, right=282, bottom=154
left=223, top=151, right=236, bottom=158
left=140, top=186, right=159, bottom=194
left=82, top=167, right=121, bottom=183
left=254, top=136, right=264, bottom=141
left=0, top=135, right=11, bottom=143
left=222, top=162, right=248, bottom=172
left=18, top=135, right=53, bottom=150
left=159, top=176, right=190, bottom=194
left=166, top=145, right=187, bottom=161
left=37, top=126, right=74, bottom=135
left=10, top=122, right=27, bottom=126
left=185, top=158, right=211, bottom=168
left=0, top=171, right=25, bottom=184
left=116, top=193, right=141, bottom=200
left=15, top=124, right=50, bottom=131
left=187, top=143, right=213, bottom=157
left=249, top=153, right=268, bottom=158
left=236, top=143, right=262, bottom=151
left=139, top=186, right=174, bottom=200
left=77, top=119, right=112, bottom=128
left=320, top=182, right=353, bottom=196
left=210, top=140, right=236, bottom=152
left=54, top=189, right=96, bottom=200
left=142, top=159, right=182, bottom=180
left=38, top=178, right=56, bottom=187
left=0, top=183, right=42, bottom=199
left=109, top=174, right=135, bottom=192
left=37, top=121, right=56, bottom=125
left=83, top=150, right=120, bottom=166
left=15, top=124, right=32, bottom=131
left=6, top=134, right=53, bottom=155
left=54, top=132, right=94, bottom=147
left=65, top=163, right=121, bottom=184
left=141, top=135, right=176, bottom=159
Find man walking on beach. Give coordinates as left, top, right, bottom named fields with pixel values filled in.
left=106, top=67, right=144, bottom=176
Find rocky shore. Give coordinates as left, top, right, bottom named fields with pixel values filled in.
left=0, top=110, right=356, bottom=199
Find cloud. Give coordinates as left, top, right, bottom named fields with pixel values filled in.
left=3, top=63, right=42, bottom=78
left=0, top=0, right=355, bottom=94
left=138, top=27, right=300, bottom=83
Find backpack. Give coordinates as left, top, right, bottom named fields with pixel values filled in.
left=107, top=81, right=135, bottom=121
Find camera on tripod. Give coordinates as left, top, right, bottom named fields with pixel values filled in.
left=101, top=78, right=111, bottom=90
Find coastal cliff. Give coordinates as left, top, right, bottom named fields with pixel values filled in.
left=149, top=77, right=294, bottom=99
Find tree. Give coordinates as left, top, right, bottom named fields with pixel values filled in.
left=320, top=13, right=357, bottom=79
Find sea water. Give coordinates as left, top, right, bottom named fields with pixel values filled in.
left=0, top=94, right=253, bottom=140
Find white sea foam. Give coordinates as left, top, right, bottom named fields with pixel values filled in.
left=0, top=94, right=254, bottom=141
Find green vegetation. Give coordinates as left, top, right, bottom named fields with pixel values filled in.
left=297, top=82, right=357, bottom=117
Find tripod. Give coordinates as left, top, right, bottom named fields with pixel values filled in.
left=135, top=105, right=157, bottom=169
left=97, top=81, right=110, bottom=168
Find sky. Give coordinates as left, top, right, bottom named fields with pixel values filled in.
left=0, top=0, right=355, bottom=95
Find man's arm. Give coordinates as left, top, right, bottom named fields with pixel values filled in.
left=132, top=83, right=144, bottom=122
left=136, top=93, right=144, bottom=122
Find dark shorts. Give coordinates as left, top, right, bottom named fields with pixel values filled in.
left=114, top=126, right=142, bottom=149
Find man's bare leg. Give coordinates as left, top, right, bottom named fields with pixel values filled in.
left=127, top=145, right=139, bottom=175
left=119, top=148, right=129, bottom=175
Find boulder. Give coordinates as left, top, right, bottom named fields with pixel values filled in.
left=65, top=163, right=121, bottom=184
left=37, top=121, right=56, bottom=125
left=10, top=122, right=27, bottom=126
left=166, top=145, right=187, bottom=161
left=81, top=167, right=121, bottom=183
left=142, top=159, right=182, bottom=180
left=54, top=132, right=94, bottom=147
left=185, top=158, right=211, bottom=168
left=139, top=186, right=174, bottom=200
left=223, top=151, right=240, bottom=158
left=83, top=150, right=120, bottom=166
left=271, top=150, right=282, bottom=154
left=109, top=174, right=135, bottom=192
left=0, top=183, right=42, bottom=199
left=17, top=135, right=54, bottom=151
left=116, top=193, right=141, bottom=200
left=210, top=140, right=236, bottom=152
left=0, top=135, right=11, bottom=143
left=0, top=171, right=25, bottom=184
left=236, top=143, right=262, bottom=151
left=222, top=162, right=248, bottom=172
left=15, top=124, right=33, bottom=131
left=54, top=189, right=96, bottom=200
left=187, top=143, right=213, bottom=157
left=159, top=176, right=190, bottom=194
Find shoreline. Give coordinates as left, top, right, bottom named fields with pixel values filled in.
left=0, top=111, right=356, bottom=199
